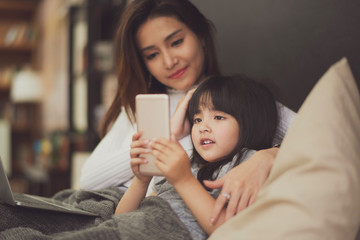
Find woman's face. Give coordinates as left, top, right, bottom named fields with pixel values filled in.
left=136, top=16, right=206, bottom=91
left=191, top=104, right=240, bottom=163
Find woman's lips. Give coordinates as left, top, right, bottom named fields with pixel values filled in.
left=169, top=67, right=188, bottom=79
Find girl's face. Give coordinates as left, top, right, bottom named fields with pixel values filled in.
left=191, top=104, right=240, bottom=163
left=136, top=16, right=206, bottom=91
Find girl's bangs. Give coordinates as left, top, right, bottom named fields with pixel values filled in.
left=188, top=89, right=212, bottom=121
left=198, top=91, right=213, bottom=110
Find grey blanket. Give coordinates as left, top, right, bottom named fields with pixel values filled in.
left=0, top=187, right=191, bottom=240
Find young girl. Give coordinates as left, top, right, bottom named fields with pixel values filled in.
left=115, top=75, right=278, bottom=239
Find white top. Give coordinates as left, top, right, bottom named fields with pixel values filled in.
left=80, top=89, right=193, bottom=190
left=80, top=89, right=296, bottom=191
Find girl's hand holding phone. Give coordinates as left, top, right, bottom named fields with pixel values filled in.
left=150, top=135, right=193, bottom=186
left=130, top=132, right=153, bottom=184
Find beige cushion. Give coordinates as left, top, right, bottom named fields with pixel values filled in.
left=210, top=58, right=360, bottom=240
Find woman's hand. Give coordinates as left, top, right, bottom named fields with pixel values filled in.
left=130, top=132, right=152, bottom=184
left=204, top=147, right=279, bottom=225
left=150, top=135, right=192, bottom=185
left=171, top=88, right=196, bottom=140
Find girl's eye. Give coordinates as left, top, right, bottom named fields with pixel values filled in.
left=214, top=116, right=225, bottom=120
left=145, top=52, right=158, bottom=60
left=171, top=38, right=184, bottom=47
left=193, top=118, right=202, bottom=123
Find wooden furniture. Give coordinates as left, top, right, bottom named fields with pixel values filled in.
left=68, top=0, right=125, bottom=154
left=0, top=0, right=41, bottom=178
left=0, top=0, right=38, bottom=67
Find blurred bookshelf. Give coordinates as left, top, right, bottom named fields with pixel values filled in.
left=0, top=0, right=43, bottom=194
left=1, top=0, right=126, bottom=197
left=68, top=0, right=125, bottom=155
left=0, top=0, right=38, bottom=55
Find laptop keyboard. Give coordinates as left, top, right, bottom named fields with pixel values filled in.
left=13, top=192, right=73, bottom=210
left=11, top=192, right=98, bottom=216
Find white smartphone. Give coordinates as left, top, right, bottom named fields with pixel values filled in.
left=135, top=94, right=170, bottom=176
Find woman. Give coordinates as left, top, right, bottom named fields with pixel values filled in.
left=80, top=0, right=295, bottom=224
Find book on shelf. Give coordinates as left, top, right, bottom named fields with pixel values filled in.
left=3, top=24, right=37, bottom=47
left=0, top=66, right=16, bottom=89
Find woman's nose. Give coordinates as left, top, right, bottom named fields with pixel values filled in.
left=163, top=51, right=178, bottom=69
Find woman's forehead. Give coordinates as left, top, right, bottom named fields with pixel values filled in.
left=136, top=16, right=187, bottom=48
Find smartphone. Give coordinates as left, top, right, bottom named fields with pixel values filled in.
left=135, top=94, right=170, bottom=176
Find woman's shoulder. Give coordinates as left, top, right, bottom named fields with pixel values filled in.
left=103, top=107, right=136, bottom=140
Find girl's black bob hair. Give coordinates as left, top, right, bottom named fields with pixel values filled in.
left=187, top=75, right=278, bottom=183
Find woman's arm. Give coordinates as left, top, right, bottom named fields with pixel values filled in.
left=80, top=108, right=135, bottom=190
left=171, top=90, right=296, bottom=226
left=203, top=147, right=279, bottom=224
left=171, top=89, right=195, bottom=140
left=203, top=103, right=296, bottom=224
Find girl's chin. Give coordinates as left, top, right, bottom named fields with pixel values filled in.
left=197, top=153, right=220, bottom=163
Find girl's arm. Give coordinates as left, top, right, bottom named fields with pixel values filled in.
left=115, top=177, right=150, bottom=214
left=115, top=132, right=152, bottom=214
left=80, top=108, right=135, bottom=190
left=173, top=174, right=227, bottom=234
left=150, top=137, right=226, bottom=234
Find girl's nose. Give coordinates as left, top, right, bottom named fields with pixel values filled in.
left=199, top=122, right=210, bottom=133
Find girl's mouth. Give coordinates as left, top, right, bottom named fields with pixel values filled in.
left=201, top=139, right=215, bottom=145
left=170, top=67, right=188, bottom=79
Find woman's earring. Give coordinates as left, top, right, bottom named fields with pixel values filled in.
left=148, top=75, right=152, bottom=89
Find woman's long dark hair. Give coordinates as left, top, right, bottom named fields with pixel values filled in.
left=100, top=0, right=220, bottom=136
left=187, top=75, right=278, bottom=183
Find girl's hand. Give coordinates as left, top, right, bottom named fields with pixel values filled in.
left=171, top=88, right=196, bottom=140
left=150, top=135, right=192, bottom=185
left=204, top=148, right=279, bottom=225
left=130, top=132, right=152, bottom=184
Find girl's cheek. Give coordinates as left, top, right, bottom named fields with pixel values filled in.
left=190, top=128, right=197, bottom=142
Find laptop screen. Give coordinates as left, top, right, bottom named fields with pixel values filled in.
left=0, top=157, right=17, bottom=205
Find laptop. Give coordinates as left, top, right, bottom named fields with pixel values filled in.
left=0, top=157, right=98, bottom=216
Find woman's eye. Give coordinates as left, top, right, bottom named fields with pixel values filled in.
left=215, top=116, right=225, bottom=120
left=145, top=52, right=158, bottom=60
left=171, top=38, right=184, bottom=47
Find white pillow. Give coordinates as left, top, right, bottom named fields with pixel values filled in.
left=210, top=57, right=360, bottom=240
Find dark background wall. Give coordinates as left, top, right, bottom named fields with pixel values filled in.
left=191, top=0, right=360, bottom=112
